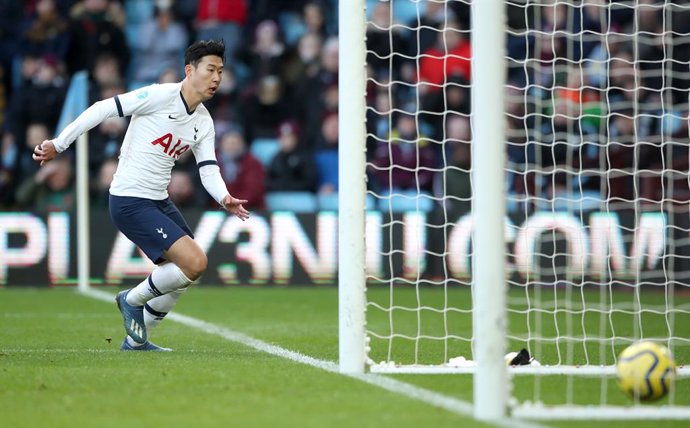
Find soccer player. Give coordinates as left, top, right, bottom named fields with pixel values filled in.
left=32, top=40, right=250, bottom=351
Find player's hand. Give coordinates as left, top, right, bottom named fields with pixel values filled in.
left=221, top=194, right=250, bottom=221
left=32, top=140, right=58, bottom=166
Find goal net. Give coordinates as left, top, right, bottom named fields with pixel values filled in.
left=343, top=0, right=690, bottom=419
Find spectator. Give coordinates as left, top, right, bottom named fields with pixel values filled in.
left=217, top=129, right=266, bottom=209
left=92, top=157, right=117, bottom=207
left=243, top=75, right=290, bottom=142
left=266, top=121, right=317, bottom=192
left=132, top=3, right=189, bottom=87
left=282, top=32, right=322, bottom=96
left=370, top=111, right=436, bottom=193
left=195, top=0, right=247, bottom=62
left=434, top=115, right=472, bottom=217
left=167, top=169, right=204, bottom=208
left=314, top=113, right=338, bottom=194
left=4, top=56, right=66, bottom=155
left=89, top=53, right=123, bottom=103
left=238, top=20, right=287, bottom=80
left=601, top=110, right=637, bottom=202
left=294, top=36, right=338, bottom=147
left=366, top=2, right=405, bottom=78
left=158, top=67, right=181, bottom=84
left=204, top=66, right=244, bottom=136
left=15, top=155, right=74, bottom=211
left=65, top=0, right=130, bottom=76
left=418, top=21, right=471, bottom=93
left=403, top=0, right=448, bottom=59
left=302, top=1, right=334, bottom=42
left=20, top=0, right=69, bottom=61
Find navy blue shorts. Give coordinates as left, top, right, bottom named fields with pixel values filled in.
left=109, top=194, right=194, bottom=264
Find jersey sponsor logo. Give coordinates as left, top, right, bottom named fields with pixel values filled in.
left=136, top=90, right=149, bottom=99
left=150, top=133, right=190, bottom=159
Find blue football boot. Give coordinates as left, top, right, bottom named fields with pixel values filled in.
left=115, top=290, right=147, bottom=344
left=120, top=337, right=172, bottom=352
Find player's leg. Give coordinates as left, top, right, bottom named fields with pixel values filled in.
left=110, top=196, right=196, bottom=344
left=125, top=197, right=208, bottom=307
left=144, top=285, right=187, bottom=331
left=125, top=237, right=202, bottom=306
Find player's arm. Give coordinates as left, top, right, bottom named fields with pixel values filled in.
left=32, top=98, right=120, bottom=165
left=194, top=128, right=250, bottom=221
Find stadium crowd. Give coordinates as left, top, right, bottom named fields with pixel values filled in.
left=0, top=0, right=688, bottom=215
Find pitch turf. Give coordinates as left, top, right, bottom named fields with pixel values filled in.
left=0, top=286, right=688, bottom=428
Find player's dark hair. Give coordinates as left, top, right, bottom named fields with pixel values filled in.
left=184, top=40, right=225, bottom=67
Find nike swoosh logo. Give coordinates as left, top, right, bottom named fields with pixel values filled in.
left=168, top=114, right=176, bottom=120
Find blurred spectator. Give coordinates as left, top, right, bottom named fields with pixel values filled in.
left=167, top=169, right=204, bottom=208
left=421, top=75, right=470, bottom=140
left=403, top=0, right=449, bottom=58
left=65, top=0, right=131, bottom=76
left=88, top=111, right=126, bottom=178
left=89, top=53, right=123, bottom=102
left=314, top=112, right=338, bottom=194
left=366, top=2, right=405, bottom=78
left=16, top=122, right=50, bottom=183
left=599, top=110, right=637, bottom=202
left=294, top=36, right=338, bottom=147
left=20, top=0, right=69, bottom=61
left=418, top=21, right=470, bottom=93
left=15, top=155, right=74, bottom=211
left=92, top=157, right=117, bottom=206
left=434, top=115, right=472, bottom=217
left=266, top=121, right=317, bottom=192
left=0, top=1, right=22, bottom=96
left=217, top=128, right=266, bottom=209
left=243, top=75, right=289, bottom=142
left=301, top=1, right=333, bottom=42
left=238, top=20, right=287, bottom=80
left=204, top=66, right=244, bottom=136
left=0, top=133, right=14, bottom=207
left=158, top=67, right=181, bottom=84
left=132, top=3, right=189, bottom=87
left=172, top=0, right=199, bottom=42
left=282, top=32, right=322, bottom=95
left=370, top=111, right=436, bottom=193
left=4, top=56, right=66, bottom=153
left=585, top=33, right=633, bottom=89
left=195, top=0, right=247, bottom=62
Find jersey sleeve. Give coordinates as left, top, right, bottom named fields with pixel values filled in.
left=52, top=98, right=120, bottom=153
left=191, top=123, right=217, bottom=164
left=113, top=84, right=171, bottom=117
left=194, top=123, right=230, bottom=204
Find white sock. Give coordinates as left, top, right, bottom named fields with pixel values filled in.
left=143, top=287, right=187, bottom=331
left=126, top=263, right=192, bottom=306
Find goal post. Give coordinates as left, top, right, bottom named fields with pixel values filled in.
left=339, top=0, right=690, bottom=420
left=470, top=0, right=508, bottom=420
left=338, top=0, right=367, bottom=375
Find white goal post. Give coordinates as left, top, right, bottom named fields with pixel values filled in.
left=339, top=0, right=690, bottom=421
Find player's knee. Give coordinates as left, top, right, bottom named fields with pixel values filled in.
left=185, top=253, right=208, bottom=280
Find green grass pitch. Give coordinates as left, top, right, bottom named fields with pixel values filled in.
left=0, top=286, right=688, bottom=428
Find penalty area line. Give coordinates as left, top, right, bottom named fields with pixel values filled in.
left=81, top=288, right=546, bottom=428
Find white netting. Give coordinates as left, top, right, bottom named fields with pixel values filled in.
left=363, top=0, right=690, bottom=414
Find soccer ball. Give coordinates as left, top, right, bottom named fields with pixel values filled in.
left=616, top=340, right=676, bottom=401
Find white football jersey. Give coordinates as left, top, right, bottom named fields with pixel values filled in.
left=109, top=83, right=216, bottom=200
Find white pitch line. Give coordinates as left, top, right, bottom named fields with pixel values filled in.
left=82, top=288, right=546, bottom=428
